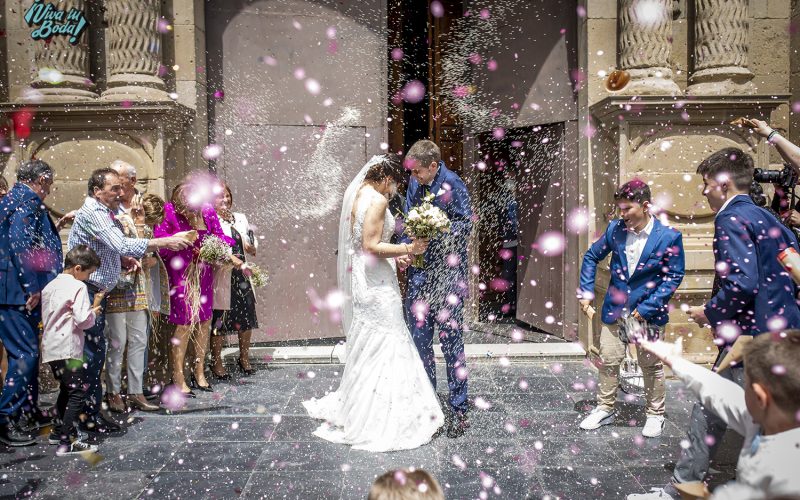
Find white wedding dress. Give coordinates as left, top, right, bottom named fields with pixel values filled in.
left=302, top=185, right=445, bottom=452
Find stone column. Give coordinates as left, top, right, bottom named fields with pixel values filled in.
left=30, top=0, right=97, bottom=101
left=616, top=0, right=681, bottom=95
left=687, top=0, right=754, bottom=95
left=101, top=0, right=169, bottom=101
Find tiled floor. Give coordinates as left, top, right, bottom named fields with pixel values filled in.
left=0, top=361, right=737, bottom=499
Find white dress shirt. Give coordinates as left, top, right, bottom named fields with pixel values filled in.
left=624, top=216, right=654, bottom=276
left=41, top=274, right=97, bottom=363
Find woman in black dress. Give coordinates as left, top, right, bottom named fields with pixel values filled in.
left=210, top=184, right=259, bottom=377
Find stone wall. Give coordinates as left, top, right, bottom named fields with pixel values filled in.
left=0, top=0, right=205, bottom=205
left=578, top=0, right=793, bottom=362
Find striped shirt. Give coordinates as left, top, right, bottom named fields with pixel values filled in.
left=67, top=197, right=149, bottom=291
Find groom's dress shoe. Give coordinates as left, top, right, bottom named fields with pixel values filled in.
left=447, top=412, right=469, bottom=438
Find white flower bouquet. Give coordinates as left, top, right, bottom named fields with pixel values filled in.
left=186, top=234, right=232, bottom=322
left=198, top=235, right=232, bottom=264
left=404, top=193, right=451, bottom=268
left=248, top=264, right=269, bottom=288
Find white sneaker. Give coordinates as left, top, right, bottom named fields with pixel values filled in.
left=642, top=415, right=666, bottom=438
left=627, top=486, right=679, bottom=499
left=579, top=407, right=615, bottom=430
left=55, top=440, right=98, bottom=456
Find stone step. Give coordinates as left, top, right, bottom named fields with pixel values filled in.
left=221, top=342, right=586, bottom=365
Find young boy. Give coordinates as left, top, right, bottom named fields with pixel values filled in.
left=578, top=179, right=686, bottom=437
left=635, top=331, right=800, bottom=498
left=41, top=245, right=103, bottom=455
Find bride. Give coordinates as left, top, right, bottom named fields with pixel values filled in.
left=302, top=154, right=445, bottom=452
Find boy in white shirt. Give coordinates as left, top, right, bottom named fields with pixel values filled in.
left=41, top=245, right=103, bottom=456
left=630, top=331, right=800, bottom=499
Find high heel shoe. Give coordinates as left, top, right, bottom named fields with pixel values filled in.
left=190, top=373, right=214, bottom=392
left=209, top=365, right=232, bottom=381
left=237, top=359, right=257, bottom=376
left=168, top=380, right=196, bottom=398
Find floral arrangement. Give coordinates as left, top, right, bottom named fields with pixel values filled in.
left=186, top=235, right=232, bottom=322
left=404, top=192, right=451, bottom=268
left=198, top=235, right=232, bottom=264
left=248, top=264, right=269, bottom=288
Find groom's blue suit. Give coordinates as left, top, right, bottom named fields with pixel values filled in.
left=402, top=162, right=472, bottom=414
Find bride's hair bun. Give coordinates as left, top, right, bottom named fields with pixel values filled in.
left=365, top=153, right=404, bottom=184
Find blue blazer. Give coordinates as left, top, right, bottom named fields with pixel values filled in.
left=402, top=162, right=472, bottom=280
left=705, top=195, right=800, bottom=336
left=580, top=218, right=685, bottom=326
left=0, top=183, right=63, bottom=306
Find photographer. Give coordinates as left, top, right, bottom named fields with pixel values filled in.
left=741, top=118, right=800, bottom=176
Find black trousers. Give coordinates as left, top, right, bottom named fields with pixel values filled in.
left=48, top=359, right=87, bottom=445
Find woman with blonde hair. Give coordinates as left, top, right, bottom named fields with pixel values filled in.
left=154, top=175, right=241, bottom=395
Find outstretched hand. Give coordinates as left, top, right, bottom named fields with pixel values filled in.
left=636, top=337, right=684, bottom=368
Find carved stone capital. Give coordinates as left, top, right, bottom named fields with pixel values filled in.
left=28, top=0, right=96, bottom=101
left=687, top=0, right=754, bottom=95
left=616, top=0, right=681, bottom=96
left=101, top=0, right=170, bottom=102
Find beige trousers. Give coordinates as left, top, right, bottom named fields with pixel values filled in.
left=597, top=323, right=665, bottom=416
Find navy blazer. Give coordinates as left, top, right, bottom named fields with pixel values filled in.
left=0, top=183, right=63, bottom=306
left=402, top=162, right=473, bottom=277
left=580, top=218, right=685, bottom=326
left=705, top=195, right=800, bottom=336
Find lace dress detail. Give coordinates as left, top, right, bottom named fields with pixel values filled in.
left=303, top=188, right=444, bottom=452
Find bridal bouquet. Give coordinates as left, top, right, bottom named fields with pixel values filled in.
left=404, top=193, right=451, bottom=268
left=186, top=234, right=232, bottom=322
left=248, top=264, right=270, bottom=288
left=198, top=235, right=232, bottom=264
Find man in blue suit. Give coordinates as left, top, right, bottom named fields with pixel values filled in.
left=578, top=179, right=685, bottom=438
left=401, top=140, right=473, bottom=438
left=0, top=160, right=63, bottom=446
left=635, top=148, right=800, bottom=500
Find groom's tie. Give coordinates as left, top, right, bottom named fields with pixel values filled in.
left=420, top=184, right=430, bottom=200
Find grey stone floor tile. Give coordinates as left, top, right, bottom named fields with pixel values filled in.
left=139, top=471, right=250, bottom=499
left=340, top=469, right=381, bottom=500
left=162, top=442, right=264, bottom=472
left=111, top=416, right=198, bottom=442
left=1, top=361, right=734, bottom=498
left=255, top=441, right=350, bottom=472
left=88, top=441, right=183, bottom=472
left=348, top=445, right=440, bottom=472
left=190, top=418, right=278, bottom=442
left=0, top=472, right=62, bottom=499
left=268, top=416, right=327, bottom=442
left=538, top=465, right=647, bottom=498
left=243, top=471, right=342, bottom=499
left=40, top=471, right=153, bottom=499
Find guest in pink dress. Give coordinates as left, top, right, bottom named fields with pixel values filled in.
left=154, top=182, right=235, bottom=394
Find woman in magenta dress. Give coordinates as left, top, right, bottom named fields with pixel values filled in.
left=155, top=182, right=236, bottom=394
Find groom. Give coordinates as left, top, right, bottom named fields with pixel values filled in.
left=401, top=140, right=473, bottom=438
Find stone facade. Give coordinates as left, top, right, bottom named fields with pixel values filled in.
left=1, top=0, right=795, bottom=356
left=0, top=0, right=207, bottom=210
left=580, top=0, right=793, bottom=362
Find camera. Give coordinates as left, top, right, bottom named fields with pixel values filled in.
left=754, top=164, right=798, bottom=189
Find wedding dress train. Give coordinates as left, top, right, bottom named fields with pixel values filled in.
left=302, top=186, right=444, bottom=452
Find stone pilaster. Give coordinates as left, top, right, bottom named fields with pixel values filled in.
left=687, top=0, right=754, bottom=95
left=616, top=0, right=681, bottom=95
left=29, top=0, right=96, bottom=100
left=101, top=0, right=170, bottom=101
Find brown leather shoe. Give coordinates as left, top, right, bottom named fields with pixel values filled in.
left=106, top=393, right=126, bottom=413
left=128, top=394, right=160, bottom=412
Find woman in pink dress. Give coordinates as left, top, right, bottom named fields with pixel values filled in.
left=155, top=182, right=236, bottom=394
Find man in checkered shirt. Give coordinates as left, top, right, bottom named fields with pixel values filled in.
left=67, top=167, right=189, bottom=433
